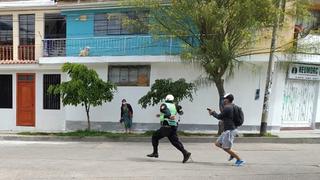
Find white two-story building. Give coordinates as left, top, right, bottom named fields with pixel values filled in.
left=0, top=0, right=319, bottom=132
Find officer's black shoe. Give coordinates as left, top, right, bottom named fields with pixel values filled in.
left=182, top=152, right=191, bottom=163
left=147, top=153, right=158, bottom=158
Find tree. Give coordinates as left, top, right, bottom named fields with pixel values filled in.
left=48, top=63, right=117, bottom=130
left=127, top=0, right=277, bottom=96
left=138, top=78, right=196, bottom=108
left=126, top=0, right=277, bottom=132
left=127, top=0, right=310, bottom=134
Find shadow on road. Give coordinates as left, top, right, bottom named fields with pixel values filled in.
left=127, top=157, right=230, bottom=167
left=127, top=157, right=178, bottom=164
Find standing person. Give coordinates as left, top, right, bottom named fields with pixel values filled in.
left=146, top=94, right=191, bottom=163
left=120, top=99, right=133, bottom=133
left=207, top=93, right=245, bottom=166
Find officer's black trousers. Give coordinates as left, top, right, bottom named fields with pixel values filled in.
left=151, top=126, right=188, bottom=155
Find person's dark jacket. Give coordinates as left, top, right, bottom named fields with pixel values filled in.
left=211, top=105, right=235, bottom=131
left=121, top=103, right=133, bottom=118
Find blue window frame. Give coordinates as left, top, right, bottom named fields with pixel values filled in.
left=94, top=11, right=148, bottom=36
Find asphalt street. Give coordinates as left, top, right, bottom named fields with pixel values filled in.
left=0, top=140, right=319, bottom=180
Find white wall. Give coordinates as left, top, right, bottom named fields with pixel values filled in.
left=0, top=108, right=15, bottom=130
left=223, top=63, right=268, bottom=126
left=0, top=72, right=16, bottom=131
left=268, top=63, right=288, bottom=129
left=0, top=67, right=65, bottom=131
left=35, top=70, right=65, bottom=131
left=315, top=89, right=320, bottom=124
left=64, top=64, right=155, bottom=123
left=4, top=56, right=311, bottom=131
left=63, top=60, right=271, bottom=129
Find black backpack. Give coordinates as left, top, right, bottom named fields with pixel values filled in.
left=233, top=104, right=244, bottom=127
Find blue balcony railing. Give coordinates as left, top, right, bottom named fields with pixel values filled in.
left=43, top=35, right=182, bottom=57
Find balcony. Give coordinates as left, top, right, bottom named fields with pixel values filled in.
left=18, top=45, right=35, bottom=61
left=43, top=39, right=66, bottom=57
left=42, top=36, right=182, bottom=57
left=0, top=45, right=36, bottom=64
left=0, top=45, right=13, bottom=61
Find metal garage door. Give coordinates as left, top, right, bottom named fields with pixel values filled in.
left=281, top=79, right=318, bottom=128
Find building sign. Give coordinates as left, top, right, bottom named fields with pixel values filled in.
left=288, top=64, right=320, bottom=81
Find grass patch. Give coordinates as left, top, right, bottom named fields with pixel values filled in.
left=18, top=132, right=55, bottom=136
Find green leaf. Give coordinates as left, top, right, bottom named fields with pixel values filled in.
left=47, top=63, right=117, bottom=129
left=138, top=78, right=196, bottom=108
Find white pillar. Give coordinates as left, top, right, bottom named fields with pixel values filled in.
left=12, top=13, right=19, bottom=61
left=35, top=12, right=44, bottom=61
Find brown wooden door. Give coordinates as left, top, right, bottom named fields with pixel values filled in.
left=17, top=74, right=35, bottom=126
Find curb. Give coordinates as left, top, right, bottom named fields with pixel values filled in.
left=0, top=135, right=320, bottom=144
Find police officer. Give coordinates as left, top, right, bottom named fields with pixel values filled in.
left=146, top=94, right=191, bottom=163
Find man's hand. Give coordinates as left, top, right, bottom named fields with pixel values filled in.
left=207, top=108, right=213, bottom=115
left=156, top=114, right=160, bottom=118
left=169, top=116, right=176, bottom=120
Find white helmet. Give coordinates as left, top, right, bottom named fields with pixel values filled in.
left=165, top=94, right=174, bottom=101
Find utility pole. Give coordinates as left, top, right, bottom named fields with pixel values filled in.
left=260, top=0, right=284, bottom=135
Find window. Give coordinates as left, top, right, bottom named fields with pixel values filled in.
left=19, top=14, right=35, bottom=45
left=94, top=11, right=148, bottom=36
left=44, top=13, right=66, bottom=39
left=0, top=75, right=12, bottom=108
left=44, top=14, right=66, bottom=57
left=108, top=65, right=150, bottom=86
left=0, top=15, right=13, bottom=45
left=43, top=74, right=61, bottom=110
left=18, top=74, right=34, bottom=81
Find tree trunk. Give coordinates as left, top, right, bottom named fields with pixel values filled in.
left=214, top=77, right=225, bottom=135
left=84, top=103, right=91, bottom=131
left=260, top=0, right=283, bottom=136
left=214, top=78, right=225, bottom=112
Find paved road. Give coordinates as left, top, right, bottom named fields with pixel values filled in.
left=0, top=140, right=319, bottom=180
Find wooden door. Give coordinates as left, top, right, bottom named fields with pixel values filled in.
left=17, top=74, right=35, bottom=126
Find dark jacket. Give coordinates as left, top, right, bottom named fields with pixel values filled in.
left=121, top=103, right=133, bottom=118
left=211, top=104, right=235, bottom=131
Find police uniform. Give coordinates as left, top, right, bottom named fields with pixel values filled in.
left=147, top=95, right=191, bottom=163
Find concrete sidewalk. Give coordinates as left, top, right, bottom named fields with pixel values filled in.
left=272, top=129, right=320, bottom=138
left=0, top=130, right=319, bottom=143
